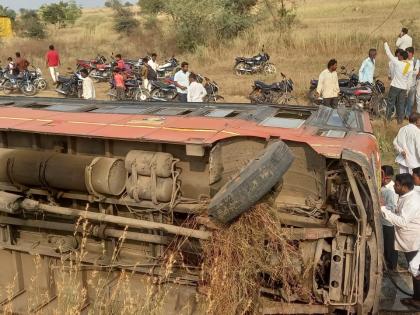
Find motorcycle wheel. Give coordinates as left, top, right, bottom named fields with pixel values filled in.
left=234, top=62, right=249, bottom=76
left=276, top=92, right=292, bottom=105
left=34, top=78, right=48, bottom=91
left=134, top=88, right=150, bottom=102
left=249, top=89, right=265, bottom=104
left=2, top=81, right=14, bottom=95
left=21, top=83, right=37, bottom=96
left=151, top=89, right=177, bottom=102
left=204, top=95, right=225, bottom=103
left=372, top=95, right=393, bottom=119
left=263, top=63, right=277, bottom=75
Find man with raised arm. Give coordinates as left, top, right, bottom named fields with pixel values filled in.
left=384, top=42, right=412, bottom=124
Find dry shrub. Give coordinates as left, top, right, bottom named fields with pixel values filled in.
left=202, top=204, right=312, bottom=315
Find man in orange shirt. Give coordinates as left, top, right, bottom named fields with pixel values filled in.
left=113, top=69, right=125, bottom=100
left=45, top=45, right=60, bottom=83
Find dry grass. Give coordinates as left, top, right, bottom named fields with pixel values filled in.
left=202, top=203, right=312, bottom=315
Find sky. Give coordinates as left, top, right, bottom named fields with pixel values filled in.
left=1, top=0, right=137, bottom=11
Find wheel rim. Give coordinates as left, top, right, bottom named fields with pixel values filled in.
left=3, top=82, right=13, bottom=94
left=265, top=64, right=276, bottom=74
left=138, top=92, right=148, bottom=101
left=36, top=79, right=47, bottom=90
left=235, top=63, right=246, bottom=76
left=23, top=84, right=36, bottom=95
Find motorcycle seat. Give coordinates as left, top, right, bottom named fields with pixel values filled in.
left=125, top=80, right=139, bottom=87
left=340, top=86, right=371, bottom=96
left=255, top=80, right=283, bottom=91
left=338, top=78, right=350, bottom=87
left=57, top=75, right=72, bottom=83
left=152, top=80, right=175, bottom=89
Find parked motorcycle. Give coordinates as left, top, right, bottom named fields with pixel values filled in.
left=339, top=80, right=389, bottom=118
left=2, top=71, right=37, bottom=96
left=108, top=77, right=150, bottom=101
left=89, top=62, right=114, bottom=83
left=28, top=66, right=48, bottom=91
left=196, top=74, right=224, bottom=103
left=76, top=55, right=107, bottom=72
left=249, top=73, right=294, bottom=104
left=308, top=66, right=359, bottom=102
left=157, top=57, right=179, bottom=78
left=234, top=48, right=276, bottom=76
left=150, top=79, right=178, bottom=101
left=56, top=73, right=83, bottom=98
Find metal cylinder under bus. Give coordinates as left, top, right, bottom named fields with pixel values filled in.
left=0, top=148, right=126, bottom=196
left=125, top=150, right=173, bottom=178
left=126, top=175, right=173, bottom=202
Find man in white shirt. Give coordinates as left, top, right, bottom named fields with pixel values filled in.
left=80, top=69, right=96, bottom=100
left=187, top=73, right=207, bottom=102
left=316, top=59, right=340, bottom=108
left=405, top=47, right=420, bottom=118
left=393, top=113, right=420, bottom=174
left=381, top=173, right=420, bottom=308
left=381, top=165, right=399, bottom=270
left=359, top=49, right=376, bottom=84
left=384, top=42, right=412, bottom=124
left=396, top=28, right=413, bottom=50
left=174, top=62, right=190, bottom=103
left=148, top=53, right=158, bottom=72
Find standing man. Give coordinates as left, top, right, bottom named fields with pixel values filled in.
left=381, top=165, right=399, bottom=270
left=316, top=59, right=340, bottom=108
left=393, top=113, right=420, bottom=174
left=359, top=49, right=377, bottom=84
left=384, top=42, right=411, bottom=123
left=187, top=73, right=207, bottom=102
left=113, top=69, right=125, bottom=100
left=396, top=28, right=413, bottom=50
left=148, top=53, right=159, bottom=72
left=140, top=57, right=151, bottom=91
left=15, top=52, right=29, bottom=75
left=405, top=47, right=419, bottom=118
left=381, top=173, right=420, bottom=309
left=80, top=68, right=96, bottom=100
left=174, top=62, right=190, bottom=103
left=45, top=45, right=60, bottom=84
left=115, top=54, right=125, bottom=71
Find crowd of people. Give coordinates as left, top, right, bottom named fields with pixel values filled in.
left=3, top=27, right=419, bottom=110
left=3, top=48, right=210, bottom=102
left=316, top=27, right=420, bottom=123
left=380, top=112, right=420, bottom=309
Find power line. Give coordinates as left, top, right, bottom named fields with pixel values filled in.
left=370, top=0, right=402, bottom=34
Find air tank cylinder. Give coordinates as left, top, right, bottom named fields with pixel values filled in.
left=0, top=148, right=126, bottom=196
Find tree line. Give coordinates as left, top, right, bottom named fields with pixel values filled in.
left=0, top=1, right=82, bottom=39
left=0, top=0, right=297, bottom=51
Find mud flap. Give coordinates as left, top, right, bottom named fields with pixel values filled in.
left=208, top=140, right=294, bottom=225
